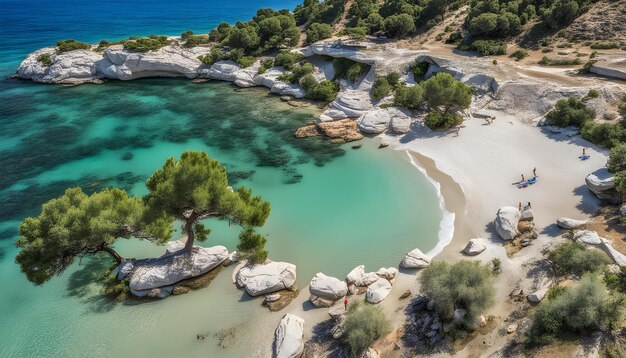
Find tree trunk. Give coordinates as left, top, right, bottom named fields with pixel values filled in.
left=183, top=217, right=196, bottom=252
left=101, top=245, right=123, bottom=264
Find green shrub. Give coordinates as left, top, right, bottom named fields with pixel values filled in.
left=306, top=22, right=333, bottom=43
left=279, top=62, right=314, bottom=83
left=590, top=50, right=598, bottom=58
left=385, top=72, right=400, bottom=87
left=343, top=301, right=391, bottom=356
left=299, top=74, right=318, bottom=92
left=581, top=122, right=626, bottom=148
left=198, top=47, right=224, bottom=66
left=604, top=266, right=626, bottom=294
left=261, top=58, right=274, bottom=69
left=393, top=84, right=424, bottom=110
left=420, top=260, right=495, bottom=325
left=181, top=30, right=193, bottom=39
left=471, top=40, right=507, bottom=56
left=410, top=61, right=430, bottom=82
left=36, top=54, right=53, bottom=67
left=526, top=274, right=626, bottom=346
left=236, top=229, right=268, bottom=264
left=124, top=36, right=170, bottom=52
left=56, top=39, right=91, bottom=53
left=446, top=31, right=463, bottom=45
left=608, top=144, right=626, bottom=173
left=548, top=241, right=611, bottom=276
left=491, top=258, right=502, bottom=274
left=510, top=50, right=528, bottom=61
left=424, top=112, right=463, bottom=130
left=274, top=51, right=304, bottom=71
left=237, top=56, right=256, bottom=68
left=333, top=58, right=368, bottom=82
left=371, top=77, right=393, bottom=100
left=421, top=72, right=472, bottom=115
left=539, top=56, right=582, bottom=66
left=590, top=42, right=619, bottom=50
left=545, top=97, right=595, bottom=127
left=338, top=27, right=367, bottom=40
left=306, top=80, right=339, bottom=102
left=183, top=35, right=207, bottom=48
left=585, top=89, right=599, bottom=99
left=384, top=14, right=416, bottom=39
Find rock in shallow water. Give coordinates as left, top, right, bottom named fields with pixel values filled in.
left=273, top=314, right=305, bottom=358
left=236, top=261, right=297, bottom=296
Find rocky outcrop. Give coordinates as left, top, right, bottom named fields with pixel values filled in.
left=376, top=267, right=399, bottom=282
left=236, top=261, right=297, bottom=296
left=400, top=248, right=431, bottom=269
left=527, top=286, right=549, bottom=303
left=599, top=241, right=626, bottom=266
left=556, top=217, right=588, bottom=229
left=585, top=168, right=620, bottom=204
left=463, top=239, right=487, bottom=256
left=319, top=90, right=373, bottom=122
left=273, top=314, right=305, bottom=358
left=345, top=265, right=379, bottom=287
left=574, top=230, right=604, bottom=245
left=18, top=48, right=103, bottom=84
left=127, top=244, right=228, bottom=294
left=309, top=273, right=348, bottom=300
left=317, top=119, right=364, bottom=142
left=494, top=206, right=520, bottom=241
left=365, top=278, right=392, bottom=304
left=356, top=107, right=413, bottom=134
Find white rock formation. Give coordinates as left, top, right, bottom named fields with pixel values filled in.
left=574, top=230, right=603, bottom=245
left=365, top=278, right=392, bottom=304
left=389, top=107, right=412, bottom=133
left=309, top=295, right=336, bottom=308
left=273, top=314, right=305, bottom=358
left=375, top=267, right=399, bottom=281
left=599, top=240, right=626, bottom=266
left=556, top=217, right=588, bottom=230
left=206, top=60, right=240, bottom=81
left=463, top=239, right=487, bottom=256
left=319, top=90, right=373, bottom=121
left=309, top=273, right=348, bottom=300
left=519, top=208, right=534, bottom=221
left=356, top=107, right=413, bottom=134
left=585, top=168, right=619, bottom=203
left=236, top=261, right=297, bottom=296
left=527, top=286, right=549, bottom=303
left=18, top=48, right=103, bottom=84
left=128, top=245, right=228, bottom=293
left=400, top=248, right=431, bottom=269
left=345, top=265, right=366, bottom=285
left=494, top=206, right=520, bottom=241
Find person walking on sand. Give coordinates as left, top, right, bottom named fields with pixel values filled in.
left=527, top=202, right=531, bottom=209
left=533, top=168, right=536, bottom=177
left=344, top=297, right=348, bottom=311
left=521, top=174, right=525, bottom=182
left=583, top=148, right=586, bottom=156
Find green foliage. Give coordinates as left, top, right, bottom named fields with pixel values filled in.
left=236, top=228, right=268, bottom=264
left=257, top=13, right=300, bottom=49
left=181, top=30, right=193, bottom=39
left=294, top=0, right=345, bottom=26
left=306, top=80, right=339, bottom=102
left=343, top=301, right=391, bottom=356
left=142, top=151, right=270, bottom=250
left=306, top=23, right=333, bottom=43
left=274, top=51, right=304, bottom=71
left=124, top=36, right=170, bottom=53
left=347, top=0, right=379, bottom=24
left=56, top=39, right=91, bottom=53
left=299, top=73, right=319, bottom=92
left=410, top=61, right=430, bottom=82
left=386, top=72, right=401, bottom=87
left=227, top=23, right=261, bottom=53
left=421, top=72, right=472, bottom=115
left=384, top=14, right=416, bottom=39
left=371, top=77, right=393, bottom=100
left=510, top=50, right=528, bottom=61
left=608, top=144, right=626, bottom=173
left=548, top=242, right=611, bottom=276
left=545, top=97, right=595, bottom=127
left=424, top=112, right=463, bottom=130
left=338, top=26, right=367, bottom=40
left=470, top=39, right=507, bottom=56
left=585, top=89, right=599, bottom=99
left=393, top=84, right=424, bottom=110
left=420, top=260, right=496, bottom=324
left=333, top=58, right=368, bottom=82
left=364, top=13, right=385, bottom=34
left=542, top=0, right=590, bottom=29
left=491, top=257, right=502, bottom=274
left=209, top=22, right=231, bottom=43
left=237, top=56, right=256, bottom=68
left=615, top=171, right=626, bottom=196
left=469, top=12, right=521, bottom=38
left=539, top=56, right=582, bottom=66
left=604, top=266, right=626, bottom=294
left=526, top=274, right=626, bottom=346
left=36, top=54, right=53, bottom=66
left=16, top=187, right=143, bottom=285
left=590, top=42, right=619, bottom=49
left=183, top=35, right=207, bottom=48
left=446, top=31, right=463, bottom=45
left=581, top=122, right=626, bottom=148
left=198, top=47, right=225, bottom=66
left=279, top=62, right=314, bottom=83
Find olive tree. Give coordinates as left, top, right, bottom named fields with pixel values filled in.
left=142, top=151, right=270, bottom=253
left=15, top=187, right=143, bottom=285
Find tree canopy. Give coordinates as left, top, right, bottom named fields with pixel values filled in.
left=142, top=151, right=270, bottom=252
left=15, top=187, right=143, bottom=285
left=421, top=72, right=472, bottom=115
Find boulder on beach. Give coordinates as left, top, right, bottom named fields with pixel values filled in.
left=400, top=248, right=431, bottom=269
left=128, top=245, right=228, bottom=293
left=494, top=206, right=520, bottom=241
left=527, top=286, right=549, bottom=303
left=463, top=239, right=486, bottom=256
left=345, top=265, right=365, bottom=285
left=519, top=208, right=534, bottom=221
left=556, top=217, right=587, bottom=230
left=345, top=265, right=379, bottom=287
left=236, top=261, right=297, bottom=296
left=365, top=278, right=392, bottom=304
left=376, top=267, right=399, bottom=282
left=273, top=314, right=304, bottom=358
left=599, top=240, right=626, bottom=266
left=574, top=230, right=603, bottom=245
left=585, top=168, right=619, bottom=203
left=309, top=294, right=336, bottom=308
left=357, top=109, right=391, bottom=134
left=309, top=273, right=348, bottom=300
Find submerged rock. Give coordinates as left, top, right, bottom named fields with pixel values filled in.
left=309, top=273, right=348, bottom=300
left=400, top=248, right=431, bottom=269
left=495, top=206, right=520, bottom=241
left=273, top=314, right=305, bottom=358
left=463, top=239, right=487, bottom=256
left=236, top=261, right=297, bottom=296
left=556, top=217, right=587, bottom=230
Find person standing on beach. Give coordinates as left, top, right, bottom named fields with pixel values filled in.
left=528, top=202, right=531, bottom=209
left=519, top=202, right=522, bottom=211
left=533, top=168, right=536, bottom=177
left=521, top=174, right=525, bottom=182
left=583, top=148, right=586, bottom=156
left=344, top=297, right=348, bottom=311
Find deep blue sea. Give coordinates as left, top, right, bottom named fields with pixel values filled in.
left=0, top=1, right=443, bottom=356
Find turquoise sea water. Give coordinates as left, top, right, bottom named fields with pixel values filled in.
left=0, top=1, right=444, bottom=356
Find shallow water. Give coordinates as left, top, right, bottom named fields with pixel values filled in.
left=0, top=1, right=444, bottom=356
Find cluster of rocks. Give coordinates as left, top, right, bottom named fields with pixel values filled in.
left=573, top=230, right=626, bottom=266
left=402, top=295, right=447, bottom=352
left=494, top=206, right=537, bottom=248
left=235, top=261, right=297, bottom=296
left=356, top=107, right=413, bottom=134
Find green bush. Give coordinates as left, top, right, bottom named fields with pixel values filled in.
left=410, top=61, right=430, bottom=82
left=56, top=39, right=91, bottom=53
left=420, top=260, right=495, bottom=325
left=471, top=40, right=507, bottom=56
left=526, top=274, right=626, bottom=346
left=425, top=112, right=463, bottom=130
left=421, top=72, right=472, bottom=116
left=36, top=54, right=53, bottom=67
left=384, top=14, right=416, bottom=39
left=274, top=51, right=304, bottom=71
left=198, top=47, right=224, bottom=66
left=604, top=266, right=626, bottom=294
left=333, top=58, right=368, bottom=82
left=181, top=30, right=193, bottom=39
left=385, top=72, right=400, bottom=87
left=124, top=36, right=170, bottom=52
left=581, top=122, right=626, bottom=148
left=279, top=62, right=314, bottom=83
left=585, top=89, right=599, bottom=99
left=365, top=13, right=385, bottom=34
left=338, top=27, right=367, bottom=40
left=236, top=229, right=268, bottom=264
left=237, top=56, right=256, bottom=68
left=539, top=56, right=582, bottom=66
left=608, top=143, right=626, bottom=173
left=393, top=84, right=424, bottom=110
left=545, top=97, right=595, bottom=127
left=306, top=23, right=333, bottom=43
left=306, top=80, right=339, bottom=102
left=371, top=77, right=393, bottom=100
left=183, top=35, right=207, bottom=48
left=548, top=241, right=611, bottom=276
left=510, top=50, right=528, bottom=61
left=299, top=74, right=318, bottom=92
left=343, top=301, right=391, bottom=356
left=590, top=42, right=619, bottom=49
left=446, top=31, right=463, bottom=45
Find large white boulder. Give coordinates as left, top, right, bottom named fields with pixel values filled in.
left=270, top=82, right=306, bottom=98
left=273, top=314, right=305, bottom=358
left=463, top=239, right=487, bottom=256
left=309, top=272, right=348, bottom=300
left=389, top=107, right=413, bottom=133
left=599, top=240, right=626, bottom=266
left=556, top=217, right=587, bottom=230
left=574, top=230, right=603, bottom=245
left=527, top=286, right=549, bottom=303
left=236, top=261, right=297, bottom=296
left=585, top=168, right=619, bottom=203
left=345, top=265, right=366, bottom=285
left=376, top=267, right=399, bottom=281
left=128, top=245, right=228, bottom=292
left=320, top=90, right=373, bottom=121
left=365, top=278, right=392, bottom=304
left=357, top=109, right=391, bottom=134
left=400, top=248, right=431, bottom=269
left=206, top=60, right=241, bottom=81
left=18, top=48, right=103, bottom=84
left=345, top=265, right=379, bottom=287
left=495, top=206, right=520, bottom=241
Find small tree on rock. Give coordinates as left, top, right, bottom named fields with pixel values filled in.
left=421, top=72, right=472, bottom=116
